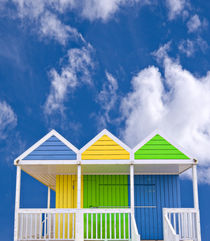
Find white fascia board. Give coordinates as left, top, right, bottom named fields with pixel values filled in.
left=14, top=129, right=79, bottom=165
left=157, top=129, right=195, bottom=160
left=52, top=130, right=79, bottom=153
left=134, top=159, right=194, bottom=165
left=132, top=129, right=195, bottom=160
left=132, top=129, right=160, bottom=153
left=19, top=159, right=193, bottom=166
left=18, top=160, right=79, bottom=165
left=79, top=129, right=131, bottom=154
left=81, top=160, right=131, bottom=165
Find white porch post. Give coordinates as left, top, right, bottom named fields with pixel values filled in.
left=130, top=164, right=135, bottom=214
left=47, top=186, right=51, bottom=209
left=76, top=163, right=83, bottom=241
left=192, top=164, right=199, bottom=210
left=77, top=164, right=81, bottom=209
left=192, top=164, right=201, bottom=241
left=14, top=166, right=21, bottom=241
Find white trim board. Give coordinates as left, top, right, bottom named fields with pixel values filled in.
left=18, top=160, right=79, bottom=165
left=79, top=129, right=131, bottom=154
left=17, top=159, right=195, bottom=166
left=132, top=129, right=194, bottom=160
left=81, top=160, right=131, bottom=165
left=134, top=159, right=195, bottom=165
left=14, top=129, right=79, bottom=165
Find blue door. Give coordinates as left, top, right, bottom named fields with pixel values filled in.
left=129, top=175, right=181, bottom=240
left=134, top=176, right=157, bottom=240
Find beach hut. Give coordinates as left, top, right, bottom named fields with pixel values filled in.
left=14, top=129, right=201, bottom=241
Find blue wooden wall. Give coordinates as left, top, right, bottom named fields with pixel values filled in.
left=129, top=175, right=181, bottom=240
left=23, top=135, right=77, bottom=160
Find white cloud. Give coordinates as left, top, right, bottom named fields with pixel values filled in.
left=0, top=101, right=17, bottom=139
left=81, top=0, right=124, bottom=21
left=121, top=47, right=210, bottom=183
left=12, top=0, right=151, bottom=25
left=196, top=36, right=208, bottom=52
left=0, top=0, right=8, bottom=11
left=197, top=168, right=210, bottom=184
left=8, top=0, right=153, bottom=46
left=97, top=71, right=119, bottom=127
left=13, top=0, right=46, bottom=19
left=40, top=11, right=80, bottom=45
left=12, top=0, right=82, bottom=45
left=153, top=42, right=171, bottom=63
left=44, top=45, right=94, bottom=115
left=80, top=0, right=150, bottom=21
left=50, top=0, right=76, bottom=12
left=165, top=0, right=187, bottom=19
left=179, top=37, right=208, bottom=57
left=121, top=66, right=165, bottom=144
left=187, top=14, right=202, bottom=33
left=178, top=39, right=195, bottom=57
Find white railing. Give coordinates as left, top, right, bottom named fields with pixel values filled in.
left=17, top=208, right=140, bottom=241
left=17, top=209, right=76, bottom=240
left=163, top=208, right=201, bottom=241
left=131, top=214, right=141, bottom=241
left=83, top=209, right=131, bottom=240
left=164, top=213, right=179, bottom=241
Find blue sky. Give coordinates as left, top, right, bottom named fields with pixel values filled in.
left=1, top=0, right=210, bottom=240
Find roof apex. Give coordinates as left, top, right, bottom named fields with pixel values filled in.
left=14, top=129, right=79, bottom=165
left=132, top=129, right=194, bottom=159
left=79, top=129, right=131, bottom=153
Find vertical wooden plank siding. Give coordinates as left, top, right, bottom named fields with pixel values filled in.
left=134, top=134, right=190, bottom=159
left=81, top=135, right=130, bottom=160
left=56, top=175, right=83, bottom=208
left=23, top=135, right=77, bottom=160
left=55, top=175, right=83, bottom=239
left=128, top=175, right=181, bottom=240
left=83, top=175, right=129, bottom=239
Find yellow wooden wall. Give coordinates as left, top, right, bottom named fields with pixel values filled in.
left=82, top=135, right=130, bottom=160
left=56, top=175, right=83, bottom=208
left=55, top=175, right=83, bottom=239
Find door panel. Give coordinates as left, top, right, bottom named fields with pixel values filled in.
left=55, top=175, right=83, bottom=239
left=135, top=182, right=157, bottom=240
left=130, top=175, right=181, bottom=240
left=83, top=175, right=129, bottom=239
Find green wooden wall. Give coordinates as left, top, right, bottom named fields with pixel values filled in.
left=135, top=134, right=190, bottom=159
left=83, top=175, right=129, bottom=239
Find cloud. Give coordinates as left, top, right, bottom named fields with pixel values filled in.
left=153, top=42, right=171, bottom=63
left=80, top=0, right=123, bottom=21
left=121, top=66, right=165, bottom=144
left=0, top=101, right=17, bottom=139
left=12, top=0, right=151, bottom=44
left=97, top=71, right=119, bottom=127
left=120, top=46, right=210, bottom=183
left=49, top=0, right=76, bottom=13
left=196, top=36, right=208, bottom=52
left=179, top=37, right=208, bottom=57
left=186, top=14, right=207, bottom=33
left=12, top=0, right=82, bottom=45
left=39, top=11, right=81, bottom=45
left=178, top=39, right=195, bottom=57
left=165, top=0, right=187, bottom=20
left=44, top=45, right=94, bottom=115
left=80, top=0, right=151, bottom=21
left=187, top=15, right=201, bottom=33
left=12, top=0, right=46, bottom=19
left=12, top=0, right=152, bottom=27
left=0, top=0, right=8, bottom=10
left=1, top=132, right=26, bottom=165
